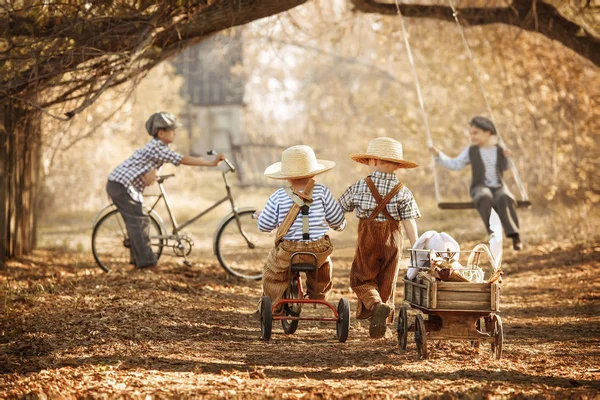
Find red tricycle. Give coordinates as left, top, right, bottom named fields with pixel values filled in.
left=259, top=251, right=350, bottom=342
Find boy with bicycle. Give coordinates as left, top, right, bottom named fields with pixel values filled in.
left=257, top=145, right=346, bottom=314
left=106, top=111, right=226, bottom=270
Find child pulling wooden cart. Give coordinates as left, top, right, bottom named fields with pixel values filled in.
left=398, top=244, right=504, bottom=359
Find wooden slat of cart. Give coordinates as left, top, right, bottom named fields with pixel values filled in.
left=436, top=282, right=490, bottom=292
left=410, top=304, right=494, bottom=314
left=435, top=300, right=491, bottom=311
left=405, top=278, right=501, bottom=312
left=404, top=279, right=431, bottom=308
left=491, top=282, right=501, bottom=311
left=437, top=291, right=490, bottom=302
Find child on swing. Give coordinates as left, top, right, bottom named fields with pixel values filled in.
left=339, top=137, right=420, bottom=338
left=429, top=116, right=523, bottom=250
left=257, top=145, right=346, bottom=315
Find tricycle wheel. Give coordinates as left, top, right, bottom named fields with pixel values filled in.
left=260, top=296, right=272, bottom=340
left=336, top=298, right=350, bottom=343
left=282, top=279, right=300, bottom=335
left=415, top=314, right=428, bottom=359
left=491, top=314, right=503, bottom=360
left=397, top=306, right=408, bottom=352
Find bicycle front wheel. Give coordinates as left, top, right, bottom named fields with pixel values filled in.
left=215, top=209, right=271, bottom=280
left=92, top=209, right=165, bottom=272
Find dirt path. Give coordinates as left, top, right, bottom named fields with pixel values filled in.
left=1, top=240, right=599, bottom=399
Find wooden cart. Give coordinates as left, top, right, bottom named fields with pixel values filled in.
left=398, top=246, right=503, bottom=359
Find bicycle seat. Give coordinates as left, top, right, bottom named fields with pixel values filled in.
left=290, top=251, right=318, bottom=273
left=291, top=262, right=317, bottom=273
left=157, top=174, right=175, bottom=183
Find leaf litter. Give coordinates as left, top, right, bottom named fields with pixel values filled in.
left=1, top=241, right=599, bottom=398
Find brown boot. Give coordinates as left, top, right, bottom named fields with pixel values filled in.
left=369, top=302, right=391, bottom=338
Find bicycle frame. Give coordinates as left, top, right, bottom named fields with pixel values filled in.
left=147, top=167, right=253, bottom=246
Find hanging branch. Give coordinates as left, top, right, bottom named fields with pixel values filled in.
left=350, top=0, right=600, bottom=66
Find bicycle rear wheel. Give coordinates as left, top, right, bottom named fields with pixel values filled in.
left=215, top=209, right=271, bottom=280
left=92, top=209, right=164, bottom=272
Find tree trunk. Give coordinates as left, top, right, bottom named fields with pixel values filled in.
left=0, top=105, right=7, bottom=268
left=0, top=102, right=41, bottom=268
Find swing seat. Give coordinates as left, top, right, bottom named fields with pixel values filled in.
left=437, top=200, right=532, bottom=210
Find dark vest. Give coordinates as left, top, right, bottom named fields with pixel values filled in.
left=468, top=145, right=507, bottom=193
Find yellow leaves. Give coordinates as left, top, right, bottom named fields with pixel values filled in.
left=585, top=191, right=600, bottom=204
left=544, top=185, right=558, bottom=201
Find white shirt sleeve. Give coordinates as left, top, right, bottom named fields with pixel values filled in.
left=436, top=147, right=470, bottom=171
left=257, top=193, right=279, bottom=232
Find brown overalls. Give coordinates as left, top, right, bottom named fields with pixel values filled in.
left=350, top=177, right=403, bottom=324
left=261, top=180, right=334, bottom=312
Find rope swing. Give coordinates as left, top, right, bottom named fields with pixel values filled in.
left=393, top=0, right=531, bottom=210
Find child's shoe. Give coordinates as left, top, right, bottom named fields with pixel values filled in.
left=369, top=302, right=391, bottom=338
left=512, top=235, right=523, bottom=251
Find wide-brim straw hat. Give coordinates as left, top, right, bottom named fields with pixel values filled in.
left=350, top=137, right=418, bottom=168
left=264, top=145, right=335, bottom=179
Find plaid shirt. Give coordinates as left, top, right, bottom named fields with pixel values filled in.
left=108, top=138, right=184, bottom=202
left=338, top=171, right=421, bottom=221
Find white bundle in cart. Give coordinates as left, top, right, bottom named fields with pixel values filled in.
left=407, top=231, right=486, bottom=283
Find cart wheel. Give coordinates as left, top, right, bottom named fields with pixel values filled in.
left=397, top=306, right=408, bottom=352
left=336, top=298, right=350, bottom=343
left=260, top=296, right=272, bottom=340
left=282, top=279, right=300, bottom=335
left=471, top=318, right=482, bottom=349
left=414, top=314, right=428, bottom=359
left=491, top=314, right=503, bottom=360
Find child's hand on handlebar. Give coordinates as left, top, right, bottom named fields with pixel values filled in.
left=213, top=153, right=226, bottom=166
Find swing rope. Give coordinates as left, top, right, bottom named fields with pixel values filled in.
left=447, top=0, right=529, bottom=202
left=393, top=0, right=441, bottom=204
left=393, top=0, right=530, bottom=206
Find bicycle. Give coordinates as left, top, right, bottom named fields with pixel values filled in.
left=91, top=150, right=270, bottom=280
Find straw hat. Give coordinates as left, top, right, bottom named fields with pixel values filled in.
left=350, top=137, right=418, bottom=168
left=264, top=145, right=335, bottom=179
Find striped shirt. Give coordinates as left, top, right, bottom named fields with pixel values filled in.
left=257, top=184, right=347, bottom=242
left=437, top=146, right=501, bottom=188
left=108, top=138, right=184, bottom=202
left=338, top=171, right=421, bottom=221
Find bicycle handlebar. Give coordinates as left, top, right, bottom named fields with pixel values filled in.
left=156, top=174, right=175, bottom=183
left=207, top=149, right=235, bottom=172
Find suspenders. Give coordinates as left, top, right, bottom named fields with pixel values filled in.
left=364, top=177, right=403, bottom=221
left=275, top=179, right=315, bottom=244
left=284, top=187, right=312, bottom=240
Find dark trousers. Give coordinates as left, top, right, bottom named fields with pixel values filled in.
left=106, top=181, right=157, bottom=268
left=471, top=185, right=519, bottom=237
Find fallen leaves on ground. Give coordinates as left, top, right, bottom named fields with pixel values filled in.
left=1, top=240, right=599, bottom=399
